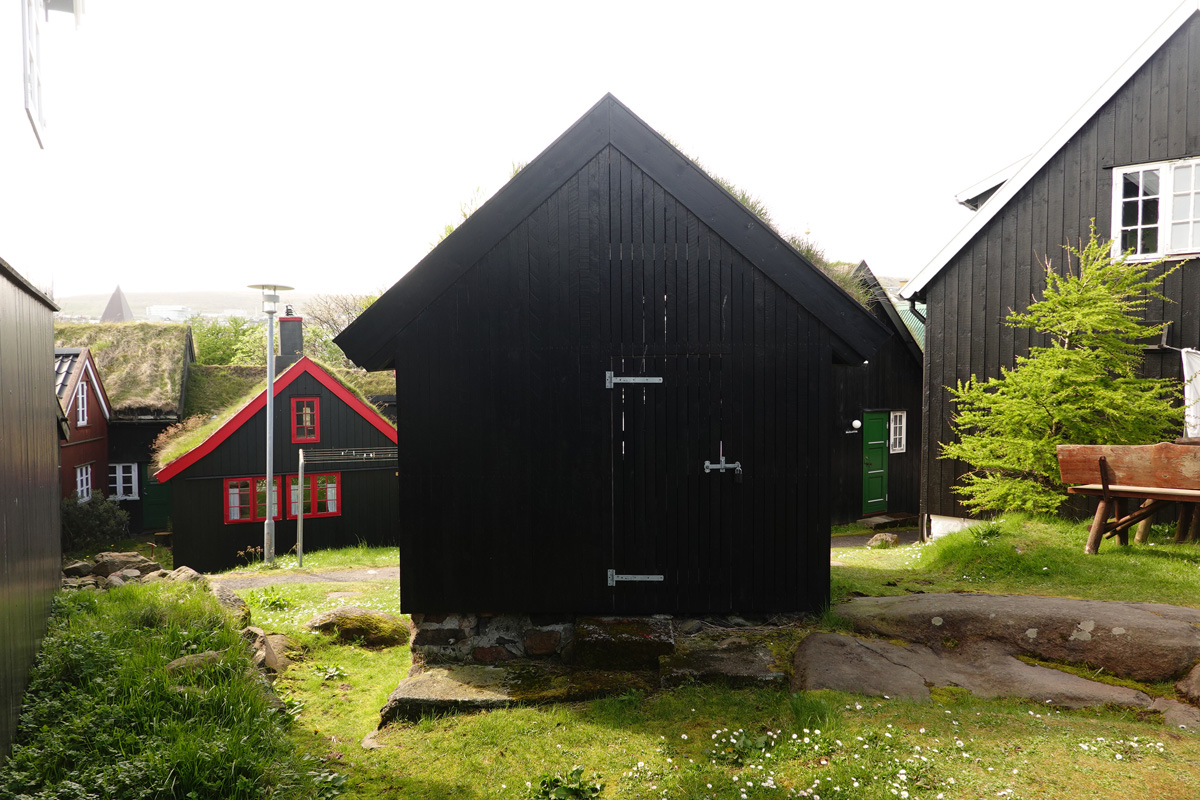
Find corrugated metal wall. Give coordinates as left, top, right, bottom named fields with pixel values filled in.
left=0, top=263, right=61, bottom=758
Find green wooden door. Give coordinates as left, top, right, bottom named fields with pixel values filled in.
left=141, top=463, right=172, bottom=530
left=862, top=412, right=889, bottom=515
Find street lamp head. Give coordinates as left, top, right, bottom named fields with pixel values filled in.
left=248, top=283, right=294, bottom=316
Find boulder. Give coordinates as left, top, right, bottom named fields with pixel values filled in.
left=866, top=532, right=900, bottom=548
left=106, top=575, right=126, bottom=589
left=837, top=593, right=1200, bottom=682
left=241, top=626, right=288, bottom=674
left=212, top=583, right=251, bottom=626
left=167, top=565, right=204, bottom=583
left=1177, top=662, right=1200, bottom=705
left=118, top=568, right=143, bottom=580
left=306, top=607, right=410, bottom=647
left=92, top=552, right=160, bottom=578
left=62, top=560, right=92, bottom=577
left=165, top=650, right=226, bottom=676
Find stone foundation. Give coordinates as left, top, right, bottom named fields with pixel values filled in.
left=410, top=613, right=579, bottom=664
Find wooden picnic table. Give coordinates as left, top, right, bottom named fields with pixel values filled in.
left=1056, top=441, right=1200, bottom=554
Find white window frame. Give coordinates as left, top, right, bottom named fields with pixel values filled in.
left=75, top=464, right=92, bottom=502
left=1112, top=157, right=1200, bottom=260
left=889, top=410, right=907, bottom=454
left=21, top=0, right=46, bottom=148
left=75, top=380, right=88, bottom=426
left=109, top=463, right=138, bottom=500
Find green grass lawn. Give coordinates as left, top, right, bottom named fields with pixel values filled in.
left=31, top=519, right=1200, bottom=798
left=236, top=517, right=1200, bottom=799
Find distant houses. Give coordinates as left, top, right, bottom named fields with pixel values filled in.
left=55, top=322, right=195, bottom=533
left=53, top=347, right=111, bottom=501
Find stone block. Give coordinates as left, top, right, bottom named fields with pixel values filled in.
left=525, top=629, right=562, bottom=657
left=572, top=616, right=675, bottom=669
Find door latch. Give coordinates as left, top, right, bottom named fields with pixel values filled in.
left=704, top=455, right=742, bottom=476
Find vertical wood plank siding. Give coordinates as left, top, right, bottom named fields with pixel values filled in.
left=922, top=17, right=1200, bottom=519
left=0, top=268, right=59, bottom=757
left=393, top=145, right=836, bottom=615
left=170, top=372, right=398, bottom=573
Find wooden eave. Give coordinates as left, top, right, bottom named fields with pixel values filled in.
left=851, top=261, right=923, bottom=364
left=337, top=93, right=891, bottom=370
left=0, top=255, right=57, bottom=311
left=154, top=356, right=397, bottom=483
left=903, top=1, right=1200, bottom=300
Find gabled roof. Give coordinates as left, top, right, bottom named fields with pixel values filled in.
left=55, top=322, right=194, bottom=418
left=903, top=1, right=1200, bottom=300
left=155, top=356, right=397, bottom=482
left=100, top=285, right=134, bottom=323
left=337, top=93, right=891, bottom=370
left=850, top=262, right=924, bottom=362
left=54, top=347, right=112, bottom=421
left=953, top=156, right=1029, bottom=211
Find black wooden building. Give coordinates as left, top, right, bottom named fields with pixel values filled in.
left=155, top=357, right=398, bottom=573
left=0, top=258, right=61, bottom=757
left=336, top=94, right=891, bottom=615
left=902, top=3, right=1200, bottom=534
left=829, top=263, right=924, bottom=525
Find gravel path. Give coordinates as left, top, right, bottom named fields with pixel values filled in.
left=208, top=567, right=399, bottom=590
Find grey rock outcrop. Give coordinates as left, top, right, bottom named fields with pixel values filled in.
left=836, top=593, right=1200, bottom=681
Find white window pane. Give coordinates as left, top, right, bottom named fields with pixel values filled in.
left=1174, top=193, right=1192, bottom=220
left=1178, top=164, right=1193, bottom=191
left=1143, top=169, right=1160, bottom=196
left=1173, top=221, right=1190, bottom=250
left=326, top=482, right=337, bottom=513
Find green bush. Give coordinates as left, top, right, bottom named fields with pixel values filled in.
left=0, top=582, right=342, bottom=799
left=60, top=492, right=129, bottom=552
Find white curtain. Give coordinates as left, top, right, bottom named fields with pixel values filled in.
left=1183, top=349, right=1200, bottom=437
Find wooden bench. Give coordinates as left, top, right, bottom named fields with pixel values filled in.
left=1056, top=442, right=1200, bottom=553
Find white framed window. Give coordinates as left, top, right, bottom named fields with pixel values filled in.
left=75, top=464, right=92, bottom=502
left=889, top=410, right=907, bottom=454
left=1112, top=157, right=1200, bottom=259
left=75, top=380, right=88, bottom=426
left=109, top=463, right=138, bottom=500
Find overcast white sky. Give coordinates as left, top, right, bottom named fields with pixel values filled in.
left=0, top=0, right=1189, bottom=298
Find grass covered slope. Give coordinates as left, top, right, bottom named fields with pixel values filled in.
left=831, top=515, right=1200, bottom=607
left=0, top=582, right=338, bottom=800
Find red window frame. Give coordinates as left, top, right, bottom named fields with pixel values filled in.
left=223, top=476, right=284, bottom=524
left=287, top=472, right=341, bottom=519
left=291, top=397, right=320, bottom=443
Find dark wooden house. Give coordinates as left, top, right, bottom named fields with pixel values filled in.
left=155, top=356, right=398, bottom=573
left=53, top=346, right=111, bottom=501
left=829, top=263, right=924, bottom=525
left=55, top=322, right=195, bottom=533
left=0, top=258, right=62, bottom=757
left=336, top=94, right=891, bottom=616
left=901, top=3, right=1200, bottom=535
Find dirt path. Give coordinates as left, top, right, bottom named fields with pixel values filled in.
left=208, top=567, right=399, bottom=590
left=831, top=528, right=921, bottom=548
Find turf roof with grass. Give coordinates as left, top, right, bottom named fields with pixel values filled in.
left=154, top=357, right=395, bottom=473
left=54, top=322, right=193, bottom=417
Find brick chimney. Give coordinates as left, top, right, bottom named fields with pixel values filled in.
left=278, top=312, right=303, bottom=373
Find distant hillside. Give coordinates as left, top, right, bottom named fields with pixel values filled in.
left=54, top=290, right=322, bottom=320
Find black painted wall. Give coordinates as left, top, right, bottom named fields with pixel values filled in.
left=392, top=145, right=845, bottom=615
left=918, top=14, right=1200, bottom=519
left=169, top=370, right=398, bottom=572
left=0, top=262, right=60, bottom=758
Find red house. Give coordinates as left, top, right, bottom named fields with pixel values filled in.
left=54, top=347, right=111, bottom=501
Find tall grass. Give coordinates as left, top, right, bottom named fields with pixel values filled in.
left=0, top=583, right=338, bottom=800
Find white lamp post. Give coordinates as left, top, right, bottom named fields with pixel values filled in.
left=249, top=283, right=293, bottom=565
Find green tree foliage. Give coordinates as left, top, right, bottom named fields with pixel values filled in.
left=189, top=315, right=265, bottom=366
left=942, top=226, right=1181, bottom=514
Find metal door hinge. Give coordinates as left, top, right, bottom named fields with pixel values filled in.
left=607, top=569, right=665, bottom=587
left=605, top=371, right=663, bottom=389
